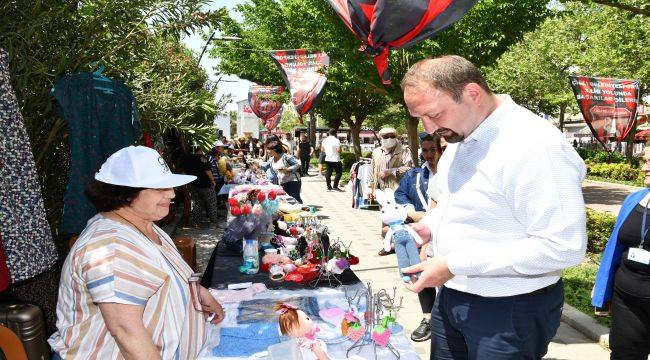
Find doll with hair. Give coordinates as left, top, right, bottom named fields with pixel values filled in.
left=275, top=303, right=330, bottom=360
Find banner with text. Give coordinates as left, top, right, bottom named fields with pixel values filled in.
left=569, top=76, right=641, bottom=145
left=248, top=85, right=284, bottom=121
left=269, top=49, right=329, bottom=118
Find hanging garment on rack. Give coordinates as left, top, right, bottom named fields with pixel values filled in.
left=0, top=48, right=57, bottom=283
left=350, top=161, right=374, bottom=209
left=53, top=70, right=141, bottom=235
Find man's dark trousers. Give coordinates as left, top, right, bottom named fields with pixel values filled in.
left=430, top=280, right=563, bottom=360
left=325, top=161, right=342, bottom=190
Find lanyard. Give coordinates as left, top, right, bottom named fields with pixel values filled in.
left=415, top=172, right=429, bottom=210
left=640, top=197, right=650, bottom=249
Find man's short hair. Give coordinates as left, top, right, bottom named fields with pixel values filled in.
left=328, top=128, right=337, bottom=136
left=401, top=55, right=492, bottom=102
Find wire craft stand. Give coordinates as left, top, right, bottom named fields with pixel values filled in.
left=344, top=282, right=403, bottom=359
left=308, top=236, right=347, bottom=288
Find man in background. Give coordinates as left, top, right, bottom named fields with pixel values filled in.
left=321, top=128, right=343, bottom=191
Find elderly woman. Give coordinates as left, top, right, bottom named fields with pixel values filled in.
left=593, top=145, right=650, bottom=360
left=49, top=146, right=224, bottom=360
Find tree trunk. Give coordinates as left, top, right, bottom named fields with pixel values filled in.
left=406, top=117, right=419, bottom=165
left=308, top=112, right=316, bottom=147
left=626, top=114, right=636, bottom=165
left=346, top=118, right=363, bottom=161
left=559, top=105, right=566, bottom=132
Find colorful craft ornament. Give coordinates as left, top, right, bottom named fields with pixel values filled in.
left=347, top=324, right=366, bottom=342
left=371, top=325, right=391, bottom=347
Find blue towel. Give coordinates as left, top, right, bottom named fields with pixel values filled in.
left=212, top=322, right=281, bottom=357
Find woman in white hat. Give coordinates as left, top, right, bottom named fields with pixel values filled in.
left=49, top=146, right=224, bottom=360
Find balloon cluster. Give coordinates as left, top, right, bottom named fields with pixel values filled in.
left=226, top=189, right=280, bottom=240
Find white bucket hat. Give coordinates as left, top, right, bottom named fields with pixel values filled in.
left=95, top=146, right=196, bottom=188
left=214, top=140, right=226, bottom=148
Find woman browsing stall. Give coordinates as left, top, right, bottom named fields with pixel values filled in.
left=48, top=146, right=225, bottom=360
left=267, top=141, right=303, bottom=204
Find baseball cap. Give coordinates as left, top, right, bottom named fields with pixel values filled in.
left=214, top=140, right=226, bottom=147
left=95, top=146, right=196, bottom=188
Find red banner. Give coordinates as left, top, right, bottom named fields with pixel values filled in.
left=247, top=85, right=284, bottom=121
left=262, top=109, right=282, bottom=131
left=269, top=49, right=329, bottom=117
left=569, top=76, right=641, bottom=146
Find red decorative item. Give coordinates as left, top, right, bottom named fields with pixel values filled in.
left=289, top=226, right=298, bottom=236
left=285, top=273, right=304, bottom=282
left=241, top=204, right=252, bottom=215
left=228, top=198, right=239, bottom=207
left=260, top=263, right=271, bottom=273
left=257, top=192, right=266, bottom=202
left=348, top=256, right=360, bottom=265
left=268, top=190, right=277, bottom=200
left=230, top=206, right=242, bottom=216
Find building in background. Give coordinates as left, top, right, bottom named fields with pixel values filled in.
left=236, top=99, right=260, bottom=139
left=214, top=114, right=231, bottom=140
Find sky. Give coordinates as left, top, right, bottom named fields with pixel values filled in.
left=181, top=0, right=249, bottom=112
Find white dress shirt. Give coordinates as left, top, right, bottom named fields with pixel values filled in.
left=424, top=95, right=587, bottom=297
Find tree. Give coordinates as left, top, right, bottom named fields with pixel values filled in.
left=562, top=0, right=649, bottom=16
left=211, top=0, right=551, bottom=161
left=0, top=0, right=227, bottom=229
left=487, top=3, right=649, bottom=129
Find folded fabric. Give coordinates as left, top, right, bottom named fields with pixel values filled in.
left=210, top=283, right=268, bottom=303
left=212, top=322, right=280, bottom=357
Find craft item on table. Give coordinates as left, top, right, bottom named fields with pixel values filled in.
left=374, top=188, right=423, bottom=282
left=212, top=321, right=280, bottom=357
left=269, top=264, right=286, bottom=281
left=276, top=303, right=330, bottom=360
left=326, top=258, right=349, bottom=275
left=345, top=283, right=403, bottom=359
left=285, top=272, right=304, bottom=282
left=210, top=283, right=268, bottom=303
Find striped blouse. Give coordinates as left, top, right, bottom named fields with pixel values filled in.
left=48, top=214, right=206, bottom=359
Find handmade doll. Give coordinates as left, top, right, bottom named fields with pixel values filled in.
left=276, top=303, right=329, bottom=360
left=375, top=188, right=423, bottom=282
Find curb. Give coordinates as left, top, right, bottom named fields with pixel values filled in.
left=561, top=303, right=610, bottom=349
left=583, top=178, right=643, bottom=191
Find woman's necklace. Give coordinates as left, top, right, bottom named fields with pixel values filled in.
left=112, top=212, right=160, bottom=245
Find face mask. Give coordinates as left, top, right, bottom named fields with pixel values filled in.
left=381, top=138, right=398, bottom=149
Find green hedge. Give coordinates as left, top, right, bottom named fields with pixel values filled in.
left=586, top=208, right=616, bottom=254
left=340, top=152, right=357, bottom=171
left=587, top=162, right=643, bottom=183
left=362, top=151, right=373, bottom=158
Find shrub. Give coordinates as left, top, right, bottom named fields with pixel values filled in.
left=577, top=148, right=625, bottom=164
left=587, top=163, right=641, bottom=182
left=586, top=208, right=616, bottom=254
left=362, top=151, right=373, bottom=159
left=340, top=151, right=357, bottom=171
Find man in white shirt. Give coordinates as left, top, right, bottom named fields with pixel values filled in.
left=400, top=55, right=587, bottom=359
left=321, top=128, right=343, bottom=191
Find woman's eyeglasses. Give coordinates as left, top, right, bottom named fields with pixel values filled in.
left=381, top=134, right=397, bottom=139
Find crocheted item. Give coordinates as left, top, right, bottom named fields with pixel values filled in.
left=212, top=322, right=280, bottom=357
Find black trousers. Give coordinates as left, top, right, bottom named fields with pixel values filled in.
left=325, top=161, right=342, bottom=189
left=300, top=156, right=310, bottom=175
left=419, top=287, right=436, bottom=314
left=610, top=288, right=650, bottom=360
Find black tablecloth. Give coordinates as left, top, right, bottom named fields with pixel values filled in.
left=201, top=241, right=360, bottom=290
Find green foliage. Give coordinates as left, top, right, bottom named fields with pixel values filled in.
left=585, top=208, right=617, bottom=254
left=212, top=0, right=550, bottom=157
left=576, top=148, right=626, bottom=164
left=0, top=0, right=227, bottom=230
left=587, top=163, right=642, bottom=182
left=562, top=263, right=611, bottom=327
left=362, top=151, right=373, bottom=159
left=340, top=152, right=357, bottom=171
left=487, top=3, right=649, bottom=121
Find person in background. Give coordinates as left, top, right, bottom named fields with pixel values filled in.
left=369, top=127, right=413, bottom=198
left=297, top=134, right=314, bottom=176
left=250, top=138, right=260, bottom=158
left=179, top=146, right=219, bottom=227
left=592, top=145, right=650, bottom=360
left=48, top=146, right=224, bottom=360
left=401, top=55, right=586, bottom=360
left=257, top=135, right=280, bottom=185
left=321, top=128, right=343, bottom=192
left=282, top=133, right=296, bottom=156
left=392, top=132, right=445, bottom=341
left=268, top=141, right=303, bottom=203
left=317, top=133, right=328, bottom=176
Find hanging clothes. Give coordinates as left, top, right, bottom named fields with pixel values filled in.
left=53, top=69, right=141, bottom=235
left=350, top=161, right=374, bottom=209
left=0, top=48, right=57, bottom=283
